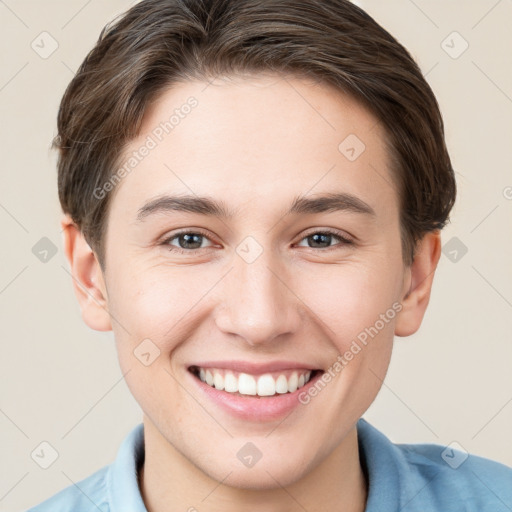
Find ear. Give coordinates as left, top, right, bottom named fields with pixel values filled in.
left=60, top=214, right=112, bottom=332
left=395, top=230, right=441, bottom=337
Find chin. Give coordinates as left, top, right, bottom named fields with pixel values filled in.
left=221, top=466, right=305, bottom=491
left=199, top=449, right=312, bottom=491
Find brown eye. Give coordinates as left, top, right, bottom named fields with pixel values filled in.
left=162, top=229, right=214, bottom=254
left=296, top=230, right=354, bottom=250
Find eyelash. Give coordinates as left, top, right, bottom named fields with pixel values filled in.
left=160, top=228, right=354, bottom=255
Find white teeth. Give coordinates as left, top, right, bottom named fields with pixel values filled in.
left=288, top=372, right=298, bottom=393
left=224, top=372, right=238, bottom=392
left=238, top=373, right=257, bottom=395
left=195, top=367, right=313, bottom=397
left=257, top=374, right=276, bottom=396
left=275, top=374, right=288, bottom=394
left=213, top=372, right=224, bottom=391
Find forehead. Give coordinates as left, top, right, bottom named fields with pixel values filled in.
left=111, top=74, right=396, bottom=221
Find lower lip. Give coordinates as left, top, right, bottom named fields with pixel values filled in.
left=187, top=369, right=324, bottom=422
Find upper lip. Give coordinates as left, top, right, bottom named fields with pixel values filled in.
left=189, top=360, right=322, bottom=375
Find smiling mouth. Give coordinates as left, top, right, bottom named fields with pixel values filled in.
left=188, top=365, right=324, bottom=398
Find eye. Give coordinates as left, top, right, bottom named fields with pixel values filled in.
left=162, top=229, right=214, bottom=254
left=295, top=229, right=354, bottom=250
left=161, top=228, right=354, bottom=255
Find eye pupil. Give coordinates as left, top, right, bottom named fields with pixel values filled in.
left=309, top=233, right=332, bottom=248
left=179, top=233, right=202, bottom=249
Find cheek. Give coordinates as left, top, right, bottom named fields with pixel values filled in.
left=109, top=267, right=201, bottom=342
left=302, top=260, right=403, bottom=345
left=109, top=271, right=195, bottom=417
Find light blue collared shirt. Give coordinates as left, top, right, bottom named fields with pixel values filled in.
left=26, top=418, right=512, bottom=511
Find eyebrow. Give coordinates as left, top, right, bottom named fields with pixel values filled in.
left=135, top=192, right=376, bottom=222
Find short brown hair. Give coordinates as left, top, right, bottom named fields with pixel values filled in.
left=54, top=0, right=456, bottom=269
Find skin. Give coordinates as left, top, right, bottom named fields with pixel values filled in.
left=61, top=73, right=441, bottom=512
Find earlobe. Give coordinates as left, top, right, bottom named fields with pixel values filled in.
left=395, top=231, right=442, bottom=337
left=60, top=214, right=112, bottom=332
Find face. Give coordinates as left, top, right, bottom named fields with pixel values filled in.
left=96, top=74, right=411, bottom=489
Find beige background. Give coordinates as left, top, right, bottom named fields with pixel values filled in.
left=1, top=0, right=511, bottom=510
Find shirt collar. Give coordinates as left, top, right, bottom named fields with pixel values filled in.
left=108, top=422, right=147, bottom=512
left=357, top=417, right=404, bottom=510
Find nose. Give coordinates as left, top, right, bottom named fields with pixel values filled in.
left=214, top=248, right=302, bottom=347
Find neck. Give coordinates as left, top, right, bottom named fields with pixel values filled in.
left=138, top=416, right=367, bottom=512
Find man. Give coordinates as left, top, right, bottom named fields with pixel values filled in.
left=28, top=0, right=512, bottom=510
